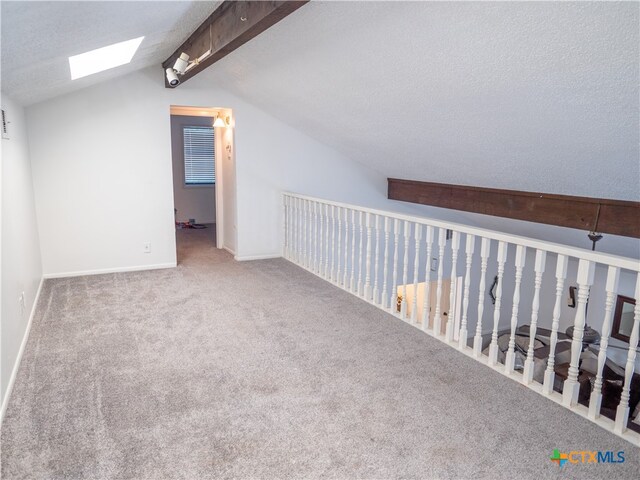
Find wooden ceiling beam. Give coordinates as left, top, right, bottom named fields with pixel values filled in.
left=162, top=0, right=308, bottom=88
left=387, top=178, right=640, bottom=239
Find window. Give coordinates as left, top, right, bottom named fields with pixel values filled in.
left=183, top=126, right=215, bottom=185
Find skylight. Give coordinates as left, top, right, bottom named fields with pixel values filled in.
left=69, top=36, right=144, bottom=80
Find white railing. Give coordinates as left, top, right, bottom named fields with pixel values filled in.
left=283, top=192, right=640, bottom=446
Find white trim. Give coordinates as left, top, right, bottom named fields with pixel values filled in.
left=43, top=262, right=176, bottom=279
left=223, top=245, right=236, bottom=256
left=234, top=253, right=281, bottom=262
left=0, top=277, right=44, bottom=425
left=214, top=126, right=224, bottom=250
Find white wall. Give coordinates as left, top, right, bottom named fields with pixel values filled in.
left=1, top=93, right=43, bottom=416
left=219, top=126, right=237, bottom=254
left=27, top=74, right=178, bottom=276
left=170, top=115, right=216, bottom=224
left=26, top=67, right=389, bottom=274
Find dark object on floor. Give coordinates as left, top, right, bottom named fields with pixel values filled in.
left=176, top=221, right=207, bottom=229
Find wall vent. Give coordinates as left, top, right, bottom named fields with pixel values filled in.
left=1, top=108, right=8, bottom=139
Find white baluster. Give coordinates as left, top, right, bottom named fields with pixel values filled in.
left=563, top=259, right=595, bottom=407
left=283, top=195, right=289, bottom=259
left=304, top=200, right=311, bottom=268
left=411, top=224, right=422, bottom=323
left=401, top=221, right=411, bottom=319
left=336, top=206, right=342, bottom=284
left=350, top=209, right=357, bottom=292
left=588, top=266, right=620, bottom=418
left=364, top=213, right=373, bottom=299
left=473, top=238, right=491, bottom=357
left=342, top=208, right=350, bottom=287
left=445, top=231, right=460, bottom=342
left=289, top=197, right=296, bottom=262
left=421, top=226, right=434, bottom=332
left=324, top=204, right=331, bottom=278
left=300, top=200, right=307, bottom=266
left=614, top=273, right=640, bottom=434
left=372, top=215, right=381, bottom=305
left=542, top=254, right=568, bottom=395
left=319, top=204, right=326, bottom=275
left=381, top=217, right=391, bottom=310
left=459, top=234, right=475, bottom=350
left=433, top=228, right=446, bottom=336
left=296, top=198, right=302, bottom=263
left=312, top=202, right=319, bottom=272
left=390, top=219, right=400, bottom=314
left=488, top=241, right=508, bottom=366
left=357, top=211, right=365, bottom=296
left=505, top=245, right=527, bottom=374
left=523, top=250, right=547, bottom=384
left=330, top=206, right=336, bottom=281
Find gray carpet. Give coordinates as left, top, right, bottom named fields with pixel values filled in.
left=1, top=226, right=638, bottom=479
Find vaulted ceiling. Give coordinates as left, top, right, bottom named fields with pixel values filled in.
left=0, top=1, right=220, bottom=105
left=187, top=1, right=639, bottom=202
left=2, top=1, right=638, bottom=203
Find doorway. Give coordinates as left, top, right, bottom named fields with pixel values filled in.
left=169, top=105, right=235, bottom=263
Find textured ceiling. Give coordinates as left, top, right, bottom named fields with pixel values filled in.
left=1, top=1, right=220, bottom=105
left=2, top=1, right=638, bottom=202
left=186, top=1, right=639, bottom=201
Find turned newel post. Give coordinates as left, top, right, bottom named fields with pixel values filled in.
left=563, top=259, right=595, bottom=407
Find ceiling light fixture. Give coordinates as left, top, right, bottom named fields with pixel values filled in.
left=69, top=36, right=144, bottom=80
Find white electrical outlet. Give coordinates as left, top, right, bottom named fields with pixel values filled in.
left=143, top=242, right=151, bottom=253
left=431, top=257, right=438, bottom=272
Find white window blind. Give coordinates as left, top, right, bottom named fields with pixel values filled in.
left=183, top=126, right=215, bottom=185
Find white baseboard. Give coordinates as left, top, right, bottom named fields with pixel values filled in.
left=223, top=246, right=236, bottom=256
left=0, top=276, right=44, bottom=425
left=234, top=253, right=281, bottom=261
left=43, top=262, right=177, bottom=279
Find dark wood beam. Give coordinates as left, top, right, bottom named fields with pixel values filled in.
left=162, top=0, right=308, bottom=87
left=387, top=178, right=640, bottom=239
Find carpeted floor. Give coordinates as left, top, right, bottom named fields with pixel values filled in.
left=1, top=226, right=638, bottom=479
